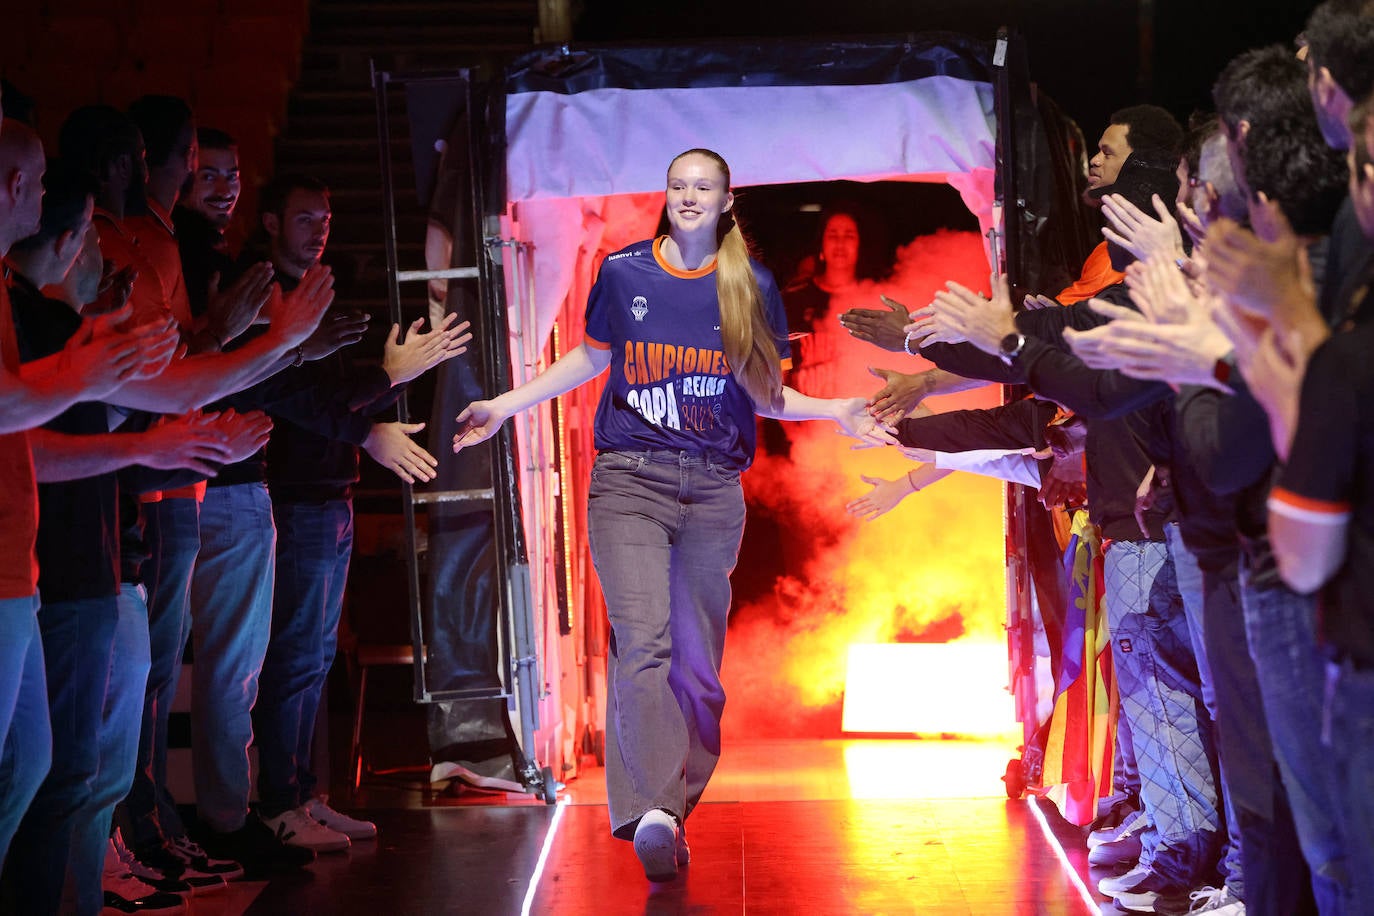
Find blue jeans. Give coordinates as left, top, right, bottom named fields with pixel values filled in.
left=126, top=496, right=200, bottom=851
left=66, top=585, right=153, bottom=915
left=587, top=451, right=746, bottom=840
left=10, top=594, right=120, bottom=915
left=0, top=592, right=50, bottom=870
left=190, top=483, right=275, bottom=833
left=1326, top=661, right=1374, bottom=910
left=1242, top=575, right=1350, bottom=914
left=1166, top=525, right=1243, bottom=898
left=1103, top=539, right=1219, bottom=888
left=257, top=498, right=353, bottom=816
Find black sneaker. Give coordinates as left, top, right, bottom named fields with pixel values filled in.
left=1113, top=869, right=1193, bottom=914
left=102, top=876, right=187, bottom=913
left=135, top=843, right=228, bottom=895
left=166, top=834, right=244, bottom=881
left=194, top=819, right=316, bottom=878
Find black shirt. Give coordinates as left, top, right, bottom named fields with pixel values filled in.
left=1274, top=319, right=1374, bottom=667
left=11, top=277, right=120, bottom=603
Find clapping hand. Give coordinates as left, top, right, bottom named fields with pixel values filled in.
left=838, top=294, right=913, bottom=352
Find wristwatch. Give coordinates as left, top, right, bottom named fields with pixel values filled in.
left=998, top=332, right=1027, bottom=366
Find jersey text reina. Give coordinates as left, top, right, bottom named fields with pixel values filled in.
left=621, top=338, right=732, bottom=433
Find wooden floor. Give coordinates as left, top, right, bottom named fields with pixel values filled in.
left=169, top=739, right=1108, bottom=915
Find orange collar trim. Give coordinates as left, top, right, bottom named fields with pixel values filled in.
left=653, top=236, right=717, bottom=279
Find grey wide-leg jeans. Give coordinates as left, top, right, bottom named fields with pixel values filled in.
left=588, top=450, right=745, bottom=841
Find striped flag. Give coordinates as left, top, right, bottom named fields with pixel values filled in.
left=1039, top=509, right=1117, bottom=825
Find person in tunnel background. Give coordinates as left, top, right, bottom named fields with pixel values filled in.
left=782, top=201, right=889, bottom=399
left=452, top=148, right=893, bottom=883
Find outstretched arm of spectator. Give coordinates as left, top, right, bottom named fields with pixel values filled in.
left=30, top=411, right=236, bottom=482
left=382, top=313, right=473, bottom=386
left=866, top=366, right=990, bottom=424
left=363, top=421, right=438, bottom=484
left=106, top=264, right=336, bottom=414
left=838, top=294, right=914, bottom=352
left=846, top=465, right=954, bottom=520
left=4, top=306, right=179, bottom=434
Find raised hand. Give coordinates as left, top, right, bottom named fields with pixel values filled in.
left=865, top=366, right=930, bottom=424
left=1101, top=192, right=1185, bottom=263
left=838, top=294, right=912, bottom=352
left=929, top=274, right=1015, bottom=356
left=90, top=262, right=137, bottom=315
left=137, top=412, right=236, bottom=476
left=364, top=421, right=438, bottom=483
left=202, top=408, right=274, bottom=462
left=845, top=473, right=914, bottom=520
left=1127, top=254, right=1214, bottom=325
left=831, top=396, right=898, bottom=447
left=1203, top=217, right=1314, bottom=322
left=453, top=399, right=510, bottom=452
left=1023, top=293, right=1060, bottom=311
left=1068, top=319, right=1233, bottom=391
left=204, top=262, right=274, bottom=346
left=383, top=313, right=474, bottom=386
left=300, top=310, right=370, bottom=361
left=59, top=305, right=179, bottom=397
left=267, top=264, right=336, bottom=348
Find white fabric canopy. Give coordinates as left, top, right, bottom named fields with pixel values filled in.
left=506, top=76, right=996, bottom=201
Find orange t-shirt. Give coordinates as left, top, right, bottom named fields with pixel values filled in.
left=98, top=207, right=206, bottom=503
left=1057, top=241, right=1125, bottom=305
left=95, top=207, right=166, bottom=326
left=126, top=200, right=192, bottom=328
left=0, top=278, right=40, bottom=599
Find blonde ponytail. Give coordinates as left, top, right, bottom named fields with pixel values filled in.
left=715, top=214, right=783, bottom=411
left=668, top=148, right=784, bottom=411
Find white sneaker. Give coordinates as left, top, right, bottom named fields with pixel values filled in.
left=102, top=846, right=187, bottom=914
left=1188, top=885, right=1246, bottom=914
left=1097, top=863, right=1150, bottom=896
left=304, top=797, right=378, bottom=840
left=632, top=809, right=679, bottom=882
left=261, top=807, right=351, bottom=852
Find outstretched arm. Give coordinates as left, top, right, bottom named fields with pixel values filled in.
left=454, top=341, right=611, bottom=451
left=755, top=387, right=897, bottom=446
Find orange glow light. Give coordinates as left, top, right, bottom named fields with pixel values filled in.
left=841, top=642, right=1017, bottom=737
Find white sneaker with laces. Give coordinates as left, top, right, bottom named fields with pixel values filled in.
left=261, top=808, right=351, bottom=852
left=1188, top=885, right=1246, bottom=914
left=632, top=808, right=679, bottom=882
left=304, top=797, right=378, bottom=840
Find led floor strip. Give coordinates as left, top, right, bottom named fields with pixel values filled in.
left=1025, top=797, right=1100, bottom=914
left=521, top=796, right=570, bottom=916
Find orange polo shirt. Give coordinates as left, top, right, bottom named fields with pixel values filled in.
left=98, top=207, right=206, bottom=503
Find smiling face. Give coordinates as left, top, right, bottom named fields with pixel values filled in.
left=1088, top=123, right=1132, bottom=189
left=664, top=152, right=733, bottom=239
left=185, top=144, right=240, bottom=229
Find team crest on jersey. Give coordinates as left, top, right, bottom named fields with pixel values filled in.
left=630, top=296, right=649, bottom=322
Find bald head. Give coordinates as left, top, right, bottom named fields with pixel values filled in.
left=0, top=119, right=45, bottom=253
